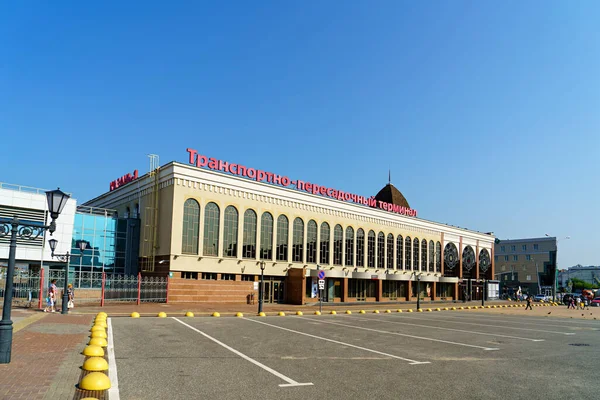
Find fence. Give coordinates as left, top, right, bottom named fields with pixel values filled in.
left=1, top=270, right=168, bottom=307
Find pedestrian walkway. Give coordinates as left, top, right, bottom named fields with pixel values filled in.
left=0, top=311, right=93, bottom=400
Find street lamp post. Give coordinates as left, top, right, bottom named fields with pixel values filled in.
left=480, top=251, right=490, bottom=307
left=258, top=261, right=265, bottom=314
left=0, top=188, right=70, bottom=364
left=416, top=273, right=421, bottom=311
left=48, top=239, right=86, bottom=315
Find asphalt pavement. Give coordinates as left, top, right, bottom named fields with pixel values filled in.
left=111, top=311, right=600, bottom=400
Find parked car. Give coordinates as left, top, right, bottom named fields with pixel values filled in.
left=591, top=297, right=600, bottom=307
left=533, top=294, right=549, bottom=302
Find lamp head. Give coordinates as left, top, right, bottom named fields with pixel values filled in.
left=45, top=188, right=70, bottom=220
left=260, top=261, right=265, bottom=271
left=78, top=240, right=87, bottom=253
left=48, top=238, right=58, bottom=253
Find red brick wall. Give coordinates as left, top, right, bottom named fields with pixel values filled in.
left=285, top=268, right=305, bottom=305
left=168, top=276, right=257, bottom=303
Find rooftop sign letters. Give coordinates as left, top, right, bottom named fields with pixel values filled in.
left=109, top=170, right=138, bottom=191
left=186, top=148, right=417, bottom=217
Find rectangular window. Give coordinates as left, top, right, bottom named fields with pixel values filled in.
left=526, top=255, right=531, bottom=261
left=511, top=245, right=516, bottom=252
left=504, top=256, right=509, bottom=261
left=241, top=275, right=255, bottom=281
left=181, top=272, right=198, bottom=280
left=201, top=273, right=217, bottom=280
left=500, top=246, right=505, bottom=252
left=305, top=277, right=312, bottom=297
left=522, top=245, right=527, bottom=251
left=534, top=244, right=538, bottom=250
left=220, top=274, right=235, bottom=281
left=513, top=255, right=518, bottom=261
left=526, top=275, right=531, bottom=281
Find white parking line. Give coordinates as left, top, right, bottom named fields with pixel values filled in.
left=309, top=318, right=500, bottom=351
left=348, top=315, right=545, bottom=342
left=418, top=313, right=599, bottom=330
left=107, top=318, right=121, bottom=400
left=172, top=318, right=313, bottom=388
left=393, top=315, right=575, bottom=335
left=245, top=318, right=430, bottom=365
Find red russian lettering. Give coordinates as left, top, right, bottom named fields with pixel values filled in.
left=265, top=172, right=274, bottom=183
left=296, top=180, right=305, bottom=190
left=218, top=160, right=229, bottom=172
left=256, top=170, right=266, bottom=182
left=133, top=170, right=139, bottom=179
left=351, top=194, right=358, bottom=202
left=238, top=165, right=247, bottom=176
left=273, top=174, right=282, bottom=185
left=281, top=176, right=291, bottom=186
left=391, top=204, right=400, bottom=213
left=228, top=163, right=238, bottom=174
left=368, top=197, right=377, bottom=207
left=208, top=158, right=219, bottom=169
left=247, top=168, right=257, bottom=178
left=186, top=148, right=197, bottom=165
left=197, top=155, right=208, bottom=167
left=362, top=197, right=369, bottom=205
left=337, top=191, right=345, bottom=201
left=313, top=184, right=320, bottom=194
left=305, top=183, right=312, bottom=192
left=344, top=193, right=352, bottom=201
left=319, top=186, right=327, bottom=195
left=327, top=188, right=335, bottom=197
left=110, top=182, right=115, bottom=191
left=378, top=200, right=385, bottom=209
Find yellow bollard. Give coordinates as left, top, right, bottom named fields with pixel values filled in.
left=417, top=309, right=423, bottom=312
left=385, top=310, right=391, bottom=313
left=94, top=320, right=108, bottom=328
left=130, top=312, right=140, bottom=318
left=436, top=308, right=441, bottom=311
left=345, top=310, right=352, bottom=314
left=212, top=312, right=220, bottom=317
left=330, top=311, right=337, bottom=315
left=426, top=308, right=432, bottom=312
left=82, top=345, right=104, bottom=357
left=82, top=357, right=109, bottom=372
left=79, top=372, right=111, bottom=391
left=451, top=307, right=456, bottom=310
left=397, top=309, right=403, bottom=313
left=90, top=330, right=107, bottom=339
left=314, top=311, right=321, bottom=315
left=258, top=312, right=266, bottom=317
left=90, top=325, right=105, bottom=332
left=373, top=310, right=380, bottom=314
left=278, top=311, right=286, bottom=316
left=157, top=312, right=167, bottom=318
left=96, top=312, right=108, bottom=318
left=296, top=311, right=303, bottom=316
left=88, top=337, right=108, bottom=348
left=185, top=312, right=194, bottom=317
left=359, top=310, right=366, bottom=314
left=236, top=312, right=244, bottom=317
left=408, top=309, right=413, bottom=312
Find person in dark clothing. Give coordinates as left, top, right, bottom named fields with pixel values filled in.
left=525, top=295, right=533, bottom=310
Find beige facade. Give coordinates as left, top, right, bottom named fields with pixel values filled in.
left=84, top=162, right=496, bottom=304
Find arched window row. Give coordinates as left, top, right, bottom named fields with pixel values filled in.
left=182, top=203, right=445, bottom=269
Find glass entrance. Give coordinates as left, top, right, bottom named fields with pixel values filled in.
left=262, top=279, right=285, bottom=303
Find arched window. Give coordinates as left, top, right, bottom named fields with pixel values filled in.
left=260, top=212, right=273, bottom=260
left=320, top=222, right=330, bottom=264
left=182, top=199, right=200, bottom=255
left=276, top=215, right=288, bottom=261
left=479, top=249, right=491, bottom=278
left=292, top=218, right=304, bottom=262
left=367, top=230, right=376, bottom=268
left=436, top=242, right=442, bottom=272
left=462, top=245, right=476, bottom=276
left=377, top=232, right=385, bottom=269
left=421, top=239, right=427, bottom=272
left=333, top=225, right=343, bottom=265
left=203, top=202, right=219, bottom=256
left=429, top=240, right=435, bottom=272
left=387, top=234, right=394, bottom=269
left=444, top=242, right=459, bottom=271
left=413, top=238, right=420, bottom=270
left=223, top=206, right=238, bottom=257
left=405, top=236, right=412, bottom=270
left=396, top=235, right=404, bottom=269
left=242, top=209, right=257, bottom=259
left=345, top=227, right=354, bottom=266
left=356, top=229, right=365, bottom=267
left=307, top=220, right=317, bottom=263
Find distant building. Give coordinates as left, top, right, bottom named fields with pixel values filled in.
left=559, top=265, right=600, bottom=289
left=494, top=237, right=557, bottom=296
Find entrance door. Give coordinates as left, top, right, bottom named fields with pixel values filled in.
left=327, top=279, right=335, bottom=302
left=356, top=280, right=366, bottom=301
left=264, top=280, right=285, bottom=303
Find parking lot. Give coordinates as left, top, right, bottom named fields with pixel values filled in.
left=111, top=311, right=600, bottom=400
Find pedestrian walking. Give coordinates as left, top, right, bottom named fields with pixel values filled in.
left=67, top=283, right=75, bottom=309
left=525, top=295, right=533, bottom=310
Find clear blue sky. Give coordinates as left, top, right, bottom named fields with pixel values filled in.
left=1, top=1, right=598, bottom=268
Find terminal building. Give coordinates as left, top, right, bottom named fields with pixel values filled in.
left=82, top=149, right=497, bottom=305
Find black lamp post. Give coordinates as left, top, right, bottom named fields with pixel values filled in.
left=0, top=188, right=70, bottom=364
left=480, top=254, right=490, bottom=307
left=416, top=273, right=422, bottom=310
left=258, top=261, right=265, bottom=314
left=48, top=239, right=86, bottom=315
